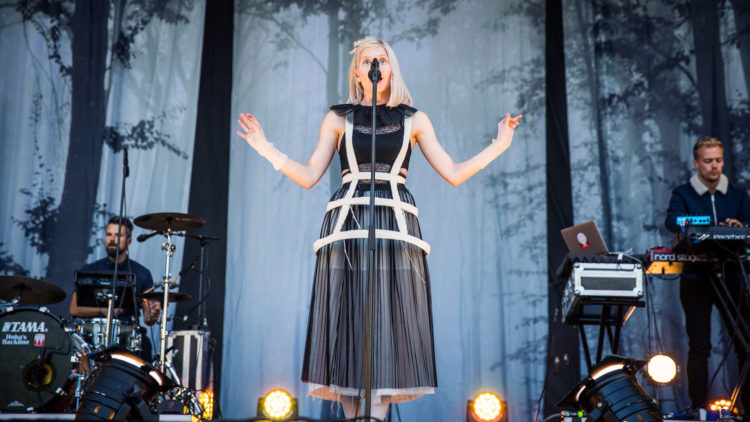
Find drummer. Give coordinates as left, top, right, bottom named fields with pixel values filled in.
left=69, top=217, right=160, bottom=358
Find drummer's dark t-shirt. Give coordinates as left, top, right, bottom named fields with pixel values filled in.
left=78, top=257, right=154, bottom=322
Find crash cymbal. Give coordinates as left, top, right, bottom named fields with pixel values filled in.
left=140, top=291, right=192, bottom=302
left=0, top=275, right=66, bottom=305
left=134, top=212, right=205, bottom=232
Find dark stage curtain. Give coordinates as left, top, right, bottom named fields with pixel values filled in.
left=543, top=0, right=580, bottom=416
left=175, top=0, right=234, bottom=417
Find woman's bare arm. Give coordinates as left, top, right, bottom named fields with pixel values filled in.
left=237, top=111, right=344, bottom=189
left=412, top=111, right=522, bottom=186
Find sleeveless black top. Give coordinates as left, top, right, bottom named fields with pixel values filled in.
left=330, top=104, right=417, bottom=175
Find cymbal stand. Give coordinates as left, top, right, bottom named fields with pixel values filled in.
left=158, top=228, right=176, bottom=373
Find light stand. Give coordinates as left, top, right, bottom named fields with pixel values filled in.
left=363, top=58, right=381, bottom=421
left=192, top=234, right=217, bottom=329
left=174, top=233, right=218, bottom=328
left=105, top=148, right=129, bottom=347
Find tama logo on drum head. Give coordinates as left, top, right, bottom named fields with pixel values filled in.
left=1, top=321, right=48, bottom=333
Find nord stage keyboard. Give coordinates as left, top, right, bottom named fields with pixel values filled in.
left=646, top=247, right=722, bottom=274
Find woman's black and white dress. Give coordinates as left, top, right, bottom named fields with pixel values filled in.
left=301, top=104, right=437, bottom=405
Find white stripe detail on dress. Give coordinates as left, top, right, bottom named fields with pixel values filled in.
left=314, top=114, right=430, bottom=255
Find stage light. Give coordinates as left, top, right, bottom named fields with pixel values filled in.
left=257, top=389, right=298, bottom=420
left=558, top=355, right=662, bottom=422
left=198, top=391, right=213, bottom=420
left=466, top=391, right=506, bottom=422
left=708, top=398, right=736, bottom=412
left=75, top=346, right=172, bottom=420
left=646, top=354, right=676, bottom=383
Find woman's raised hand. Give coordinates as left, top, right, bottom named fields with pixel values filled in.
left=237, top=113, right=269, bottom=150
left=236, top=113, right=287, bottom=170
left=496, top=113, right=523, bottom=147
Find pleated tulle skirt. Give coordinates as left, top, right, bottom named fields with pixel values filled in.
left=301, top=181, right=437, bottom=404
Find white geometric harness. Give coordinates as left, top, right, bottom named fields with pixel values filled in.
left=313, top=114, right=431, bottom=256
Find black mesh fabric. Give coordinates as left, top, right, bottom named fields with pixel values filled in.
left=301, top=105, right=437, bottom=404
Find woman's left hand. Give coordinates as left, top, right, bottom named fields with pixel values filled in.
left=497, top=113, right=523, bottom=147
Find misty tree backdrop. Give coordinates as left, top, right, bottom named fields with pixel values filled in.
left=0, top=0, right=748, bottom=421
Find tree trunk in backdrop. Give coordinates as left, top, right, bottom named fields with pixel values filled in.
left=586, top=0, right=613, bottom=245
left=690, top=0, right=732, bottom=177
left=729, top=0, right=750, bottom=112
left=45, top=0, right=109, bottom=315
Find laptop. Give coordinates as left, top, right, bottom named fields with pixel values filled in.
left=560, top=220, right=609, bottom=255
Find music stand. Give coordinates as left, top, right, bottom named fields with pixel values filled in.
left=74, top=271, right=136, bottom=312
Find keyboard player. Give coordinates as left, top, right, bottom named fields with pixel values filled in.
left=665, top=136, right=750, bottom=415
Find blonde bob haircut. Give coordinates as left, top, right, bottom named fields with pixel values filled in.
left=347, top=36, right=413, bottom=107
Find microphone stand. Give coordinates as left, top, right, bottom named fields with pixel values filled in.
left=363, top=59, right=380, bottom=421
left=105, top=148, right=129, bottom=347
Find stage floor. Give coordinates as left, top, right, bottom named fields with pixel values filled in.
left=0, top=414, right=191, bottom=421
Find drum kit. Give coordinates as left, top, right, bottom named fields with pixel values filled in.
left=0, top=212, right=209, bottom=419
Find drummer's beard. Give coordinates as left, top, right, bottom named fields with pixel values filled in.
left=106, top=243, right=128, bottom=258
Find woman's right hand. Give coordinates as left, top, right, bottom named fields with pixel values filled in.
left=237, top=113, right=270, bottom=152
left=236, top=113, right=288, bottom=170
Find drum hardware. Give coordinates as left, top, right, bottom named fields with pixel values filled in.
left=73, top=268, right=137, bottom=356
left=134, top=212, right=206, bottom=232
left=134, top=213, right=205, bottom=373
left=133, top=212, right=208, bottom=419
left=0, top=306, right=90, bottom=412
left=152, top=385, right=204, bottom=417
left=0, top=275, right=66, bottom=305
left=75, top=318, right=142, bottom=355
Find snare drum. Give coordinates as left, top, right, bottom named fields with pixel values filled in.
left=0, top=306, right=90, bottom=412
left=77, top=318, right=142, bottom=354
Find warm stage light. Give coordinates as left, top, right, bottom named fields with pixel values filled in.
left=558, top=355, right=662, bottom=422
left=264, top=390, right=292, bottom=418
left=708, top=398, right=737, bottom=413
left=466, top=391, right=506, bottom=422
left=647, top=354, right=676, bottom=383
left=257, top=389, right=297, bottom=420
left=199, top=391, right=213, bottom=420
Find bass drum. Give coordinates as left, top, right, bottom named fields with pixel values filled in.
left=0, top=306, right=89, bottom=412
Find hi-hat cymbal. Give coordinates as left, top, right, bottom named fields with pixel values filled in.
left=134, top=212, right=205, bottom=232
left=0, top=275, right=66, bottom=305
left=140, top=291, right=192, bottom=303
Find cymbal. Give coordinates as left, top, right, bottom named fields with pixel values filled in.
left=0, top=275, right=66, bottom=305
left=134, top=212, right=205, bottom=232
left=140, top=291, right=192, bottom=302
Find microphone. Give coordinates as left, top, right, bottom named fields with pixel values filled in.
left=137, top=231, right=160, bottom=242
left=123, top=148, right=130, bottom=178
left=368, top=58, right=381, bottom=82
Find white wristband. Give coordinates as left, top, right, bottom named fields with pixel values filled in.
left=271, top=153, right=288, bottom=171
